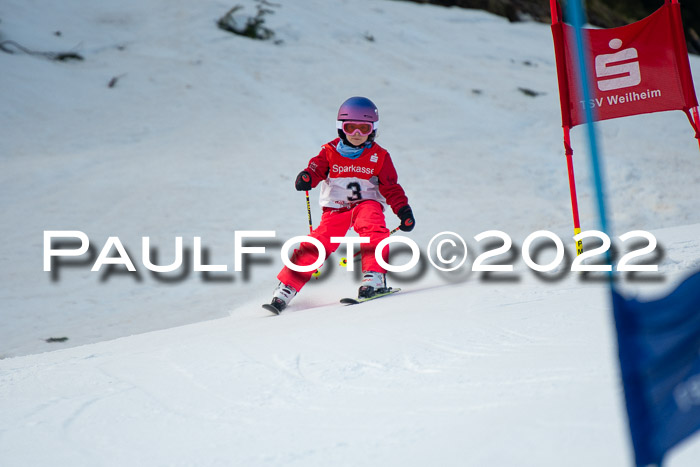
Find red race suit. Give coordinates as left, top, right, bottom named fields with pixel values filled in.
left=277, top=138, right=409, bottom=291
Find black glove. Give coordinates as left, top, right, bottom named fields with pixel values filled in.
left=397, top=205, right=415, bottom=232
left=295, top=170, right=312, bottom=191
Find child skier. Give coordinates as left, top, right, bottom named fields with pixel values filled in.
left=267, top=96, right=415, bottom=313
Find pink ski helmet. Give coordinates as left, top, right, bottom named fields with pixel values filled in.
left=337, top=96, right=379, bottom=122
left=336, top=96, right=379, bottom=145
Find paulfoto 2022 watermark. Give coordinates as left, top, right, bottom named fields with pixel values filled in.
left=43, top=229, right=661, bottom=282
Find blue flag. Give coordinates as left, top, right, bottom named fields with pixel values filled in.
left=612, top=269, right=700, bottom=466
left=559, top=0, right=700, bottom=463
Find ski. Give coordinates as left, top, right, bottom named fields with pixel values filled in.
left=263, top=288, right=402, bottom=314
left=340, top=288, right=401, bottom=305
left=262, top=303, right=283, bottom=315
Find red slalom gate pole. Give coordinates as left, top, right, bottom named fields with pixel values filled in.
left=564, top=128, right=584, bottom=255
left=692, top=107, right=700, bottom=154
left=551, top=0, right=584, bottom=256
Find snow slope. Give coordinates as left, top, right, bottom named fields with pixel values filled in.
left=1, top=0, right=700, bottom=465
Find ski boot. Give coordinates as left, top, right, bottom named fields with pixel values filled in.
left=268, top=282, right=297, bottom=314
left=358, top=271, right=388, bottom=299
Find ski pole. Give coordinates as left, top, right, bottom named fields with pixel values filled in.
left=305, top=190, right=313, bottom=234
left=339, top=225, right=401, bottom=267
left=305, top=190, right=322, bottom=278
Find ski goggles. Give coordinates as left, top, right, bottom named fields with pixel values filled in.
left=337, top=120, right=376, bottom=136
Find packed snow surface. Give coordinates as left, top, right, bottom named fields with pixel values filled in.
left=2, top=0, right=700, bottom=465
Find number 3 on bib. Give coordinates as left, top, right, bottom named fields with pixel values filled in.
left=347, top=182, right=363, bottom=202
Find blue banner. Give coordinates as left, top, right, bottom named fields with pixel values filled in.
left=613, top=269, right=700, bottom=465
